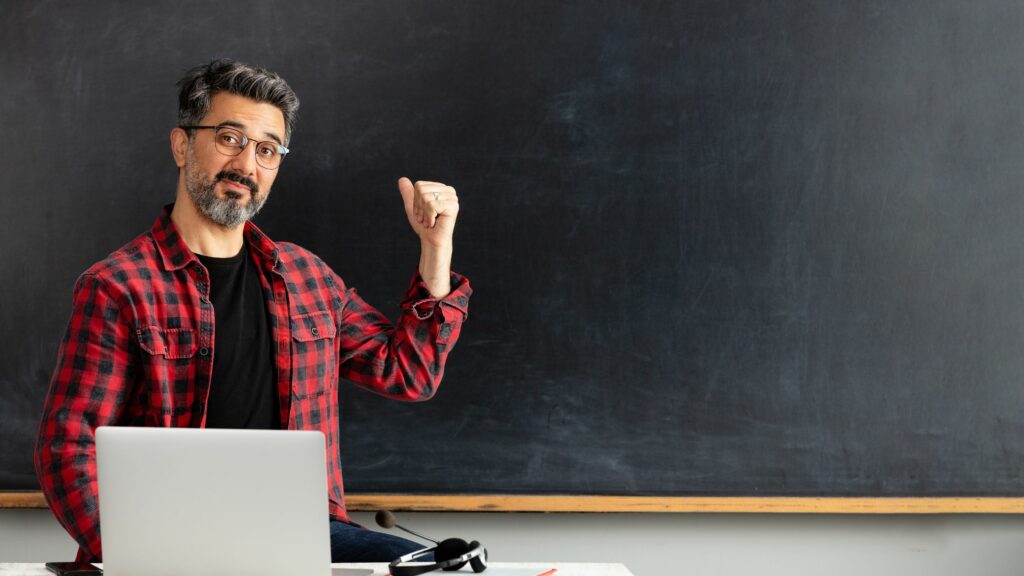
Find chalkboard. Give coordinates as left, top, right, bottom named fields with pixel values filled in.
left=4, top=0, right=1024, bottom=501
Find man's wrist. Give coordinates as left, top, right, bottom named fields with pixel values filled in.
left=419, top=242, right=453, bottom=298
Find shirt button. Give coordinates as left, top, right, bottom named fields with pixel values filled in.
left=199, top=347, right=210, bottom=356
left=311, top=327, right=319, bottom=336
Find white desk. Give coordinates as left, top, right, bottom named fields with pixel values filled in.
left=0, top=563, right=634, bottom=576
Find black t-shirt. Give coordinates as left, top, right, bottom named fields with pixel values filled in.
left=197, top=244, right=279, bottom=429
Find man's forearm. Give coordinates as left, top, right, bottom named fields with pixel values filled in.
left=419, top=242, right=453, bottom=298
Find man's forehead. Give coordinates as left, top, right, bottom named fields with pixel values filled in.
left=203, top=92, right=286, bottom=142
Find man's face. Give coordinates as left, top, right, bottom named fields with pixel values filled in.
left=181, top=92, right=287, bottom=228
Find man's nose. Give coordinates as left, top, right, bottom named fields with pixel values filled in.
left=228, top=141, right=259, bottom=175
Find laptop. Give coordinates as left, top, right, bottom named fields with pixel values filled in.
left=96, top=427, right=332, bottom=576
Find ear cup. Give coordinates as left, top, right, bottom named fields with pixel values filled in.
left=468, top=541, right=488, bottom=573
left=436, top=538, right=470, bottom=571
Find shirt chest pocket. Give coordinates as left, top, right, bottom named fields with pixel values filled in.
left=137, top=326, right=198, bottom=359
left=290, top=310, right=338, bottom=399
left=135, top=326, right=199, bottom=417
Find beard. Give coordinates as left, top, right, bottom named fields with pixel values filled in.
left=184, top=147, right=269, bottom=229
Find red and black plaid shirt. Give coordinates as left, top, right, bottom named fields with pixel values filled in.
left=34, top=206, right=471, bottom=561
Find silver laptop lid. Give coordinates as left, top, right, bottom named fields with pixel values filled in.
left=96, top=427, right=331, bottom=576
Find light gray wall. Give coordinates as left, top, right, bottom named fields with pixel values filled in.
left=3, top=509, right=1024, bottom=576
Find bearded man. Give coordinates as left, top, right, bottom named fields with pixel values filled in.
left=35, top=58, right=471, bottom=563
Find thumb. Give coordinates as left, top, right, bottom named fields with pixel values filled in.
left=397, top=176, right=415, bottom=212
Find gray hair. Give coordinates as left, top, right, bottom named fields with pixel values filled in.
left=177, top=59, right=300, bottom=145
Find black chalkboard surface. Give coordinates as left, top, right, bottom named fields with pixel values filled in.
left=3, top=1, right=1024, bottom=500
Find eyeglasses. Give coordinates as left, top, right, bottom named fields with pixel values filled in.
left=180, top=125, right=290, bottom=170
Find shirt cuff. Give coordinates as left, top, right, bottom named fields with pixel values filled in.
left=402, top=272, right=472, bottom=322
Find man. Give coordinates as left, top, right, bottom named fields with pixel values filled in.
left=34, top=59, right=471, bottom=563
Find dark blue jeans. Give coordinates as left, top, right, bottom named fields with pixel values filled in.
left=329, top=520, right=432, bottom=562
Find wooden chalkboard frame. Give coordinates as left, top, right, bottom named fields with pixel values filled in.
left=2, top=492, right=1023, bottom=513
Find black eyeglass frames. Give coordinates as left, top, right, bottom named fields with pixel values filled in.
left=180, top=125, right=289, bottom=170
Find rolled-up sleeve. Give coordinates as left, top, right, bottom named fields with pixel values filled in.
left=336, top=271, right=472, bottom=400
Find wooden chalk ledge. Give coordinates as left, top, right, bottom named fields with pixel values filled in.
left=3, top=492, right=1024, bottom=513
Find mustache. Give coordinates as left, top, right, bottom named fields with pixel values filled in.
left=216, top=171, right=259, bottom=195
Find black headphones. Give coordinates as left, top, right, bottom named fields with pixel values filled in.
left=388, top=538, right=488, bottom=576
left=375, top=511, right=488, bottom=576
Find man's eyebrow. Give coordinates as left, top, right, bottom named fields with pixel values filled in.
left=218, top=120, right=283, bottom=145
left=218, top=120, right=247, bottom=130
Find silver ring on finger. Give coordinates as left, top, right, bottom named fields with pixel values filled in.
left=432, top=191, right=440, bottom=202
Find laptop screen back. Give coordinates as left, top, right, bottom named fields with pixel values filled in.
left=96, top=427, right=330, bottom=576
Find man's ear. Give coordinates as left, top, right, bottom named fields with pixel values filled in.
left=170, top=127, right=190, bottom=168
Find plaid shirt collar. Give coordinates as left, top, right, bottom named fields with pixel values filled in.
left=151, top=204, right=281, bottom=271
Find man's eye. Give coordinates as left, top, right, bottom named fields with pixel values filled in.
left=257, top=145, right=276, bottom=157
left=220, top=134, right=240, bottom=145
